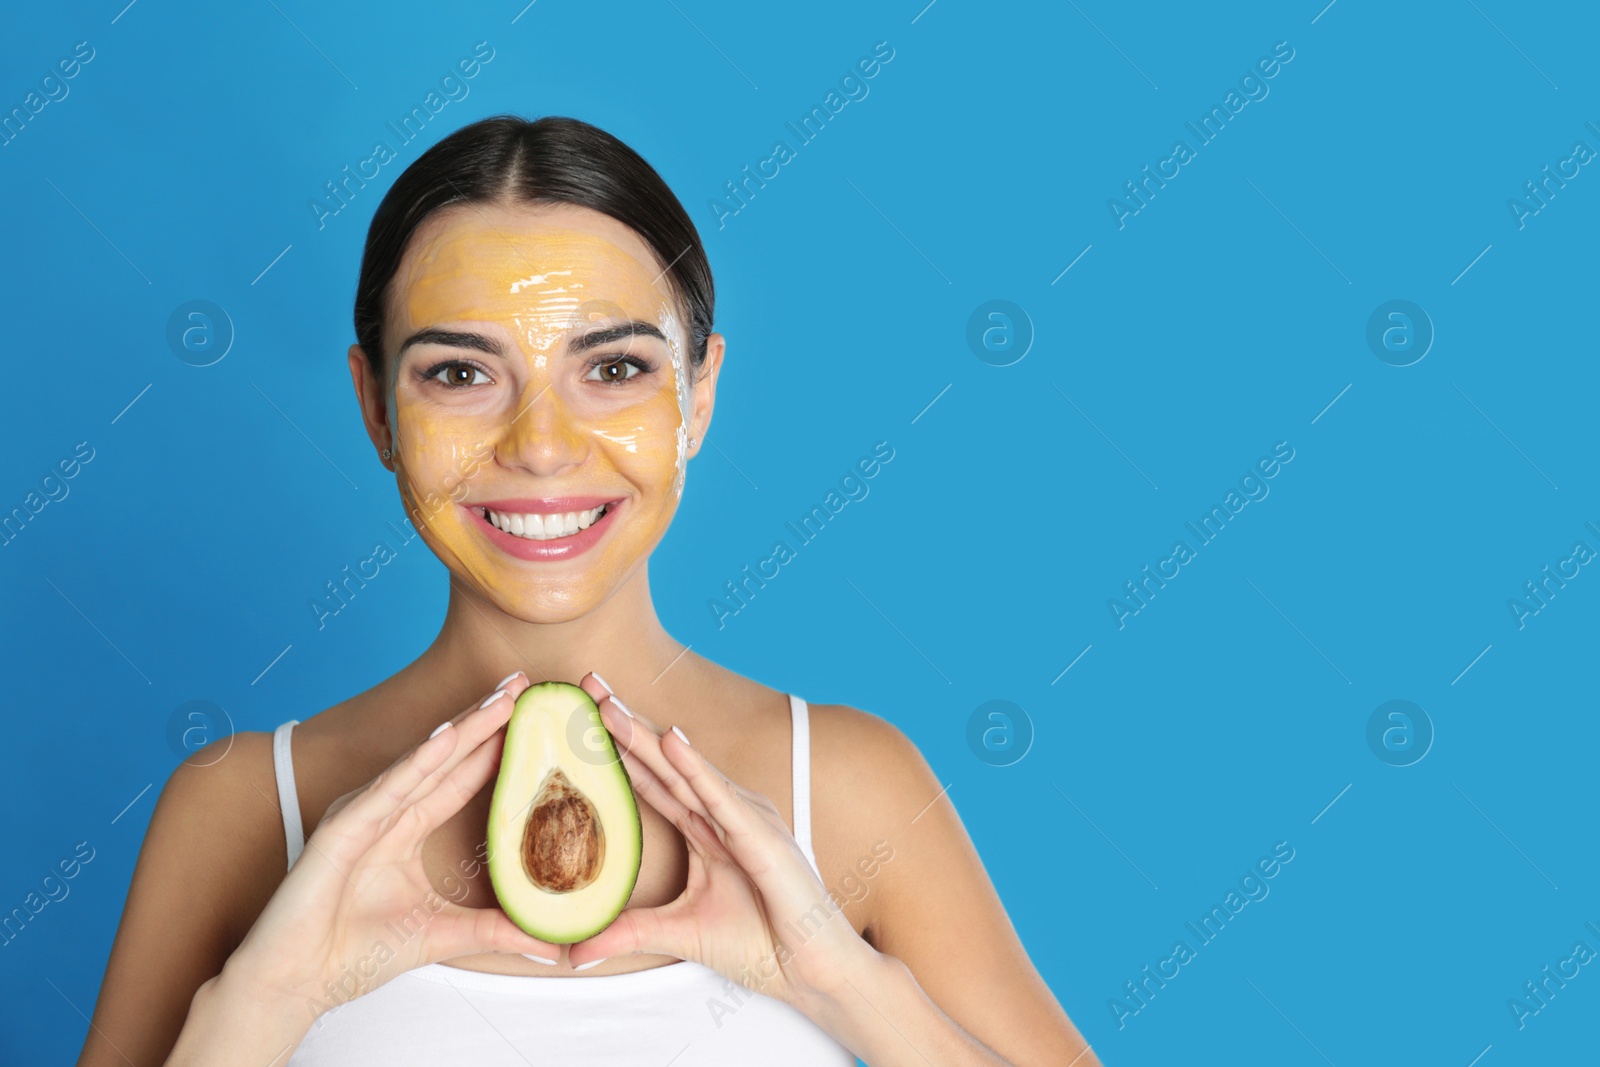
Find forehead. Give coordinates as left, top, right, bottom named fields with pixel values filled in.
left=392, top=201, right=670, bottom=332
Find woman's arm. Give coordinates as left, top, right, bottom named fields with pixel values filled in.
left=81, top=679, right=563, bottom=1066
left=76, top=733, right=288, bottom=1066
left=811, top=706, right=1099, bottom=1066
left=569, top=676, right=1095, bottom=1066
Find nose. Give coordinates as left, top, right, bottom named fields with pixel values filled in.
left=494, top=381, right=587, bottom=478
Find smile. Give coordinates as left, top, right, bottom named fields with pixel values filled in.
left=482, top=504, right=608, bottom=541
left=465, top=496, right=623, bottom=563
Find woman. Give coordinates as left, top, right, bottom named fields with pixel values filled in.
left=80, top=115, right=1097, bottom=1066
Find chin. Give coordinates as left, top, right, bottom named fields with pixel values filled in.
left=484, top=583, right=621, bottom=625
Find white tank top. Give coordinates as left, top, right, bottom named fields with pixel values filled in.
left=269, top=694, right=858, bottom=1065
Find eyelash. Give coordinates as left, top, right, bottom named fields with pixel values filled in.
left=583, top=353, right=657, bottom=384
left=419, top=359, right=492, bottom=389
left=416, top=354, right=658, bottom=390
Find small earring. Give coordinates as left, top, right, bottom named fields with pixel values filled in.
left=381, top=448, right=393, bottom=461
left=687, top=437, right=698, bottom=449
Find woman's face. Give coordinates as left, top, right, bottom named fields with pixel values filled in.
left=379, top=201, right=708, bottom=620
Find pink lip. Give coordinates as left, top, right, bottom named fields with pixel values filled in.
left=463, top=497, right=624, bottom=562
left=475, top=497, right=620, bottom=512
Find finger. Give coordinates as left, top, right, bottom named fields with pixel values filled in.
left=581, top=676, right=669, bottom=737
left=403, top=723, right=510, bottom=845
left=619, top=748, right=738, bottom=867
left=398, top=674, right=530, bottom=809
left=598, top=699, right=789, bottom=847
left=599, top=700, right=715, bottom=827
left=323, top=785, right=362, bottom=822
left=568, top=901, right=695, bottom=968
left=335, top=678, right=524, bottom=835
left=661, top=729, right=800, bottom=885
left=580, top=678, right=774, bottom=849
left=578, top=672, right=611, bottom=708
left=318, top=717, right=463, bottom=855
left=428, top=899, right=565, bottom=963
left=575, top=675, right=668, bottom=780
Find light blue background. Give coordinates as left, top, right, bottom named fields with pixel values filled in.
left=3, top=1, right=1597, bottom=1063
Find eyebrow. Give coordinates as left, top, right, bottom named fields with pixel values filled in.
left=395, top=321, right=667, bottom=361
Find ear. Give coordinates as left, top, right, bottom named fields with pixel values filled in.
left=686, top=331, right=725, bottom=460
left=348, top=343, right=395, bottom=470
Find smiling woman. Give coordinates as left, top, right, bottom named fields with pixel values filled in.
left=78, top=115, right=1098, bottom=1067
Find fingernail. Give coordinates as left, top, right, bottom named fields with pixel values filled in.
left=572, top=958, right=606, bottom=971
left=592, top=672, right=614, bottom=695
left=480, top=690, right=507, bottom=709
left=428, top=721, right=454, bottom=739
left=671, top=725, right=691, bottom=747
left=610, top=696, right=634, bottom=719
left=496, top=671, right=523, bottom=690
left=521, top=953, right=558, bottom=965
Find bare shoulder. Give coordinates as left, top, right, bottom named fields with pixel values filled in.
left=78, top=730, right=289, bottom=1065
left=803, top=702, right=1097, bottom=1065
left=145, top=729, right=290, bottom=931
left=803, top=703, right=945, bottom=943
left=807, top=702, right=943, bottom=821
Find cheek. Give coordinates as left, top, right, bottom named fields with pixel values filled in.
left=583, top=388, right=685, bottom=492
left=586, top=411, right=677, bottom=482
left=392, top=403, right=490, bottom=523
left=395, top=403, right=481, bottom=480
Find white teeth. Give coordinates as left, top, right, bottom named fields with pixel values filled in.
left=484, top=505, right=607, bottom=541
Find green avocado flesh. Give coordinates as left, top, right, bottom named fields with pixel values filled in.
left=486, top=682, right=642, bottom=944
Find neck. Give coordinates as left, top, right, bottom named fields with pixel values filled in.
left=411, top=562, right=695, bottom=706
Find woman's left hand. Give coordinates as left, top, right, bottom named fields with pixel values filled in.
left=568, top=673, right=879, bottom=1009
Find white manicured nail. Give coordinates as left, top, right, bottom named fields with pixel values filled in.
left=480, top=690, right=507, bottom=709
left=592, top=672, right=614, bottom=694
left=522, top=953, right=557, bottom=965
left=610, top=696, right=634, bottom=719
left=428, top=721, right=453, bottom=739
left=672, top=725, right=691, bottom=747
left=572, top=958, right=606, bottom=971
left=496, top=671, right=522, bottom=690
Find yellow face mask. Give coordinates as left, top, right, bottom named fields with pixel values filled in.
left=383, top=202, right=697, bottom=619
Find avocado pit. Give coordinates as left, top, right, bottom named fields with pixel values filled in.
left=524, top=767, right=606, bottom=893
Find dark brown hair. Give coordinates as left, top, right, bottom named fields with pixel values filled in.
left=353, top=114, right=714, bottom=385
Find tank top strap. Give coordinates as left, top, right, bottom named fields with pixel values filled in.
left=272, top=719, right=305, bottom=872
left=787, top=694, right=820, bottom=877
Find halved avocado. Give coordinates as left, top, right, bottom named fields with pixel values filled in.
left=486, top=682, right=642, bottom=944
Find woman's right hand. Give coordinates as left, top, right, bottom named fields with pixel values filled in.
left=212, top=674, right=560, bottom=1023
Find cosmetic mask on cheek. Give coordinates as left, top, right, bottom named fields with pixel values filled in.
left=385, top=215, right=695, bottom=616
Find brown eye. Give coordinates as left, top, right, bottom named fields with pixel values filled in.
left=425, top=361, right=491, bottom=388
left=587, top=359, right=642, bottom=384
